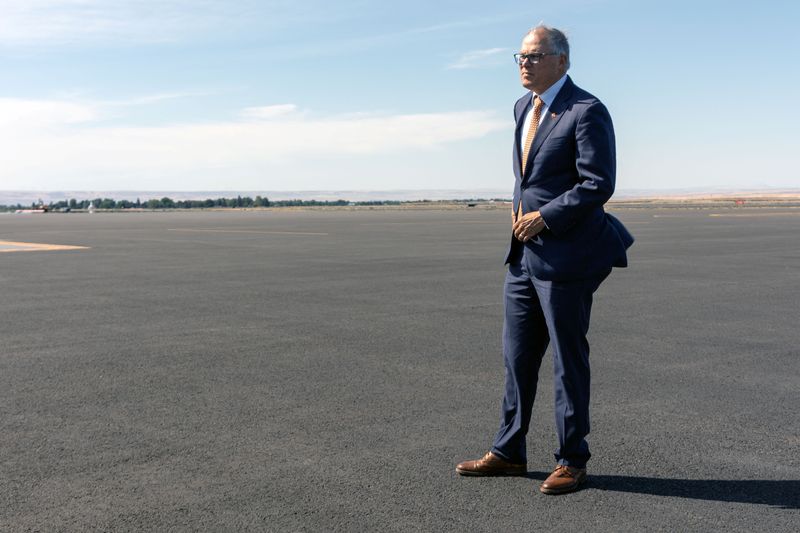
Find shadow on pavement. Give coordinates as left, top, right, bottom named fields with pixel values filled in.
left=524, top=472, right=799, bottom=509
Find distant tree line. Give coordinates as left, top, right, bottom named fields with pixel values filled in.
left=0, top=196, right=412, bottom=211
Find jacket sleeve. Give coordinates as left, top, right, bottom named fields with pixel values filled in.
left=538, top=101, right=616, bottom=235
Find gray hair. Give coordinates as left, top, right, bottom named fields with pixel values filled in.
left=525, top=24, right=570, bottom=69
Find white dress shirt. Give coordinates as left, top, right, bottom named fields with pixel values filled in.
left=520, top=73, right=568, bottom=148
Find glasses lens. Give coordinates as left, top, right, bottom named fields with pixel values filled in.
left=516, top=53, right=542, bottom=65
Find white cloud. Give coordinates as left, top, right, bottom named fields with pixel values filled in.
left=239, top=104, right=300, bottom=120
left=0, top=2, right=515, bottom=51
left=0, top=97, right=507, bottom=189
left=0, top=97, right=97, bottom=128
left=0, top=0, right=259, bottom=46
left=103, top=92, right=213, bottom=107
left=447, top=47, right=508, bottom=70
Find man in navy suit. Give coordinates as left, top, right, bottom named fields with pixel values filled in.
left=456, top=25, right=633, bottom=494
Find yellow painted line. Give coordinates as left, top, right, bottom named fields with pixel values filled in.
left=708, top=212, right=800, bottom=217
left=0, top=240, right=89, bottom=253
left=167, top=228, right=329, bottom=236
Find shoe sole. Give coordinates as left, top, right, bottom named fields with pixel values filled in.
left=456, top=467, right=527, bottom=476
left=539, top=476, right=587, bottom=495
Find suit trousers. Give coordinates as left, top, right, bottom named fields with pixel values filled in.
left=491, top=253, right=609, bottom=468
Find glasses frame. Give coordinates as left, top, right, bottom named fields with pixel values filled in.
left=513, top=52, right=561, bottom=65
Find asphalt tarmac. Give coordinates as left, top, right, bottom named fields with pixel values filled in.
left=1, top=207, right=798, bottom=532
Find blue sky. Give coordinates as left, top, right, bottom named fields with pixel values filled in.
left=1, top=0, right=798, bottom=193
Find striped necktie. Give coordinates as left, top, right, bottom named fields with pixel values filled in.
left=521, top=95, right=544, bottom=175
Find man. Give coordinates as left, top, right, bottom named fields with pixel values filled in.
left=456, top=25, right=633, bottom=495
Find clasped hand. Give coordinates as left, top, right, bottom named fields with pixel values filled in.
left=513, top=210, right=546, bottom=242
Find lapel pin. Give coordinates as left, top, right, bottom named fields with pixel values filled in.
left=551, top=112, right=557, bottom=118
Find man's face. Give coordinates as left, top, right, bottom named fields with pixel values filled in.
left=518, top=30, right=566, bottom=93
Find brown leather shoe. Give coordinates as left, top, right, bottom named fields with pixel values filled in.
left=539, top=464, right=587, bottom=494
left=455, top=451, right=526, bottom=476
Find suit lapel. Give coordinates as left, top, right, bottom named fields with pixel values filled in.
left=521, top=77, right=575, bottom=183
left=513, top=93, right=532, bottom=179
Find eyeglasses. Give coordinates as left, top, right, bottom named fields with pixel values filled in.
left=513, top=52, right=560, bottom=65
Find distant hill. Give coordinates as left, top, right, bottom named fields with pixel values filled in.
left=2, top=188, right=800, bottom=206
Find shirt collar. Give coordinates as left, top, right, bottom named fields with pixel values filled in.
left=533, top=74, right=568, bottom=109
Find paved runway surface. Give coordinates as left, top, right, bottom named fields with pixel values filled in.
left=1, top=208, right=798, bottom=531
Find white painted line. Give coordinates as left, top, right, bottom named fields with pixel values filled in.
left=0, top=240, right=89, bottom=252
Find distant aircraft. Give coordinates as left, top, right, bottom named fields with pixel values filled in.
left=14, top=204, right=49, bottom=214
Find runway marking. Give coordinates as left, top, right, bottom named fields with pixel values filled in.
left=0, top=240, right=89, bottom=253
left=167, top=228, right=329, bottom=236
left=708, top=212, right=800, bottom=218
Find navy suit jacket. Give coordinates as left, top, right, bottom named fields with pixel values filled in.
left=506, top=76, right=634, bottom=280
